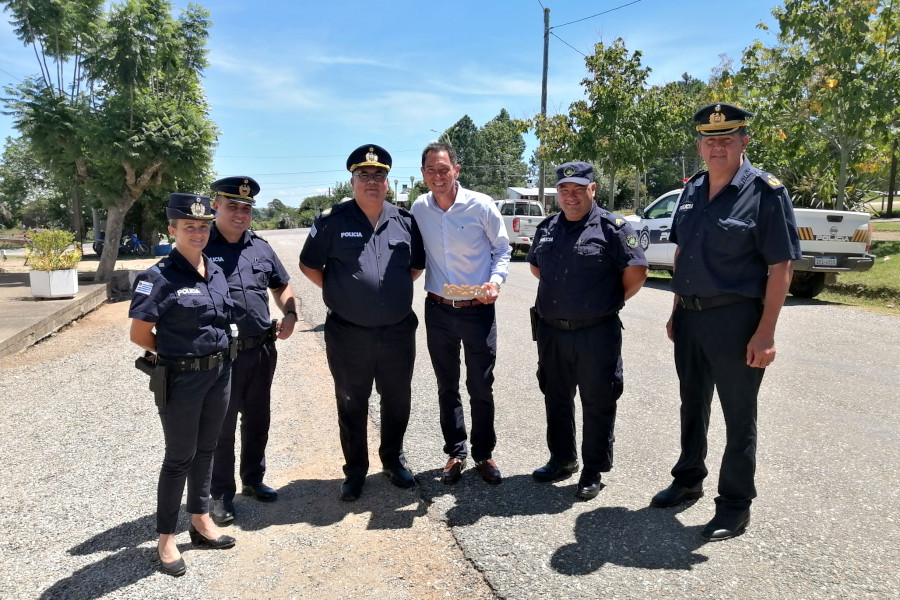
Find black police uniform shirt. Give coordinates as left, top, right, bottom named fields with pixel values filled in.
left=204, top=226, right=290, bottom=338
left=300, top=200, right=426, bottom=327
left=528, top=203, right=648, bottom=322
left=670, top=159, right=802, bottom=299
left=129, top=248, right=232, bottom=357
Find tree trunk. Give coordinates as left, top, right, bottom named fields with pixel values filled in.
left=836, top=146, right=849, bottom=211
left=634, top=170, right=641, bottom=211
left=70, top=186, right=83, bottom=244
left=608, top=171, right=616, bottom=210
left=95, top=200, right=129, bottom=282
left=887, top=139, right=897, bottom=219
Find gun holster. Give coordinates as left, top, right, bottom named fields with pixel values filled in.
left=530, top=307, right=540, bottom=342
left=134, top=351, right=167, bottom=407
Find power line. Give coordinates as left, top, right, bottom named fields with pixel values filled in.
left=552, top=0, right=644, bottom=29
left=551, top=32, right=586, bottom=57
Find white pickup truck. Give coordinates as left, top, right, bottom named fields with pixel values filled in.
left=625, top=189, right=875, bottom=298
left=494, top=200, right=546, bottom=254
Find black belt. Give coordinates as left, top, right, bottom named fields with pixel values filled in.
left=157, top=351, right=228, bottom=372
left=539, top=313, right=616, bottom=331
left=232, top=326, right=275, bottom=352
left=678, top=294, right=758, bottom=311
left=426, top=291, right=484, bottom=308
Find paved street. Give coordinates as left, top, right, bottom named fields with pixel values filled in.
left=1, top=226, right=896, bottom=599
left=270, top=228, right=899, bottom=600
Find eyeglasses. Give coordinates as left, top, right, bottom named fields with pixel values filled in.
left=354, top=171, right=388, bottom=182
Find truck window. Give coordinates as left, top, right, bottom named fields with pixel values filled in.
left=529, top=205, right=542, bottom=216
left=515, top=204, right=527, bottom=215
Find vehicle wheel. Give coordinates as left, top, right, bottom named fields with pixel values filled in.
left=789, top=271, right=826, bottom=298
left=92, top=241, right=104, bottom=255
left=639, top=229, right=651, bottom=250
left=136, top=242, right=151, bottom=257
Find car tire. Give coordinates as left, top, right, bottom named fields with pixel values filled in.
left=639, top=229, right=651, bottom=250
left=789, top=271, right=826, bottom=298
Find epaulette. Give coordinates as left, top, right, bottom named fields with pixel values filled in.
left=757, top=169, right=785, bottom=190
left=249, top=229, right=269, bottom=243
left=602, top=211, right=628, bottom=229
left=685, top=169, right=706, bottom=185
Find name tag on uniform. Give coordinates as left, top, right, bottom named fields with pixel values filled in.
left=678, top=203, right=693, bottom=212
left=209, top=256, right=224, bottom=263
left=341, top=231, right=363, bottom=238
left=176, top=287, right=202, bottom=296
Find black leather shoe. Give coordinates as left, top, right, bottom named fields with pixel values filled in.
left=210, top=497, right=235, bottom=526
left=650, top=482, right=704, bottom=507
left=532, top=460, right=579, bottom=482
left=242, top=482, right=278, bottom=502
left=701, top=510, right=750, bottom=542
left=188, top=524, right=236, bottom=549
left=575, top=473, right=602, bottom=500
left=442, top=458, right=466, bottom=485
left=158, top=554, right=186, bottom=577
left=474, top=459, right=502, bottom=485
left=340, top=476, right=365, bottom=501
left=383, top=466, right=416, bottom=489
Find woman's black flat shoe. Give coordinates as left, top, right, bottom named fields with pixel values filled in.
left=188, top=523, right=236, bottom=549
left=158, top=554, right=186, bottom=577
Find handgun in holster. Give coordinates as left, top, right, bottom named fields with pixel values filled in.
left=530, top=307, right=539, bottom=342
left=229, top=323, right=240, bottom=359
left=134, top=351, right=167, bottom=407
left=269, top=319, right=279, bottom=342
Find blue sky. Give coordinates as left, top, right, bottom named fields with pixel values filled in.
left=0, top=0, right=781, bottom=207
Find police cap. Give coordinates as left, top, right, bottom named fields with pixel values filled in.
left=210, top=176, right=260, bottom=205
left=694, top=102, right=754, bottom=136
left=347, top=144, right=392, bottom=173
left=556, top=161, right=593, bottom=186
left=166, top=193, right=215, bottom=220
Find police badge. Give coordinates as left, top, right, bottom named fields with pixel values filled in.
left=190, top=200, right=206, bottom=217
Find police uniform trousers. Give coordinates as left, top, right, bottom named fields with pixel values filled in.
left=157, top=360, right=231, bottom=534
left=671, top=300, right=765, bottom=514
left=536, top=316, right=623, bottom=475
left=424, top=299, right=497, bottom=462
left=324, top=311, right=417, bottom=478
left=211, top=341, right=277, bottom=500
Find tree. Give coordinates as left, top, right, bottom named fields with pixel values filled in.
left=0, top=136, right=66, bottom=227
left=740, top=0, right=900, bottom=209
left=3, top=0, right=218, bottom=281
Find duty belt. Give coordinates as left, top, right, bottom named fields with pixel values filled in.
left=157, top=350, right=228, bottom=372
left=426, top=291, right=484, bottom=308
left=539, top=313, right=616, bottom=331
left=678, top=293, right=759, bottom=311
left=232, top=325, right=276, bottom=352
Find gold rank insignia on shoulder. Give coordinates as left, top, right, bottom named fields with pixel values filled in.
left=616, top=218, right=624, bottom=226
left=190, top=200, right=205, bottom=217
left=365, top=147, right=378, bottom=163
left=767, top=174, right=781, bottom=186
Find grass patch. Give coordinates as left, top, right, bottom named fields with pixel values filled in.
left=872, top=222, right=900, bottom=232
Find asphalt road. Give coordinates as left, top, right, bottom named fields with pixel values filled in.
left=268, top=227, right=899, bottom=600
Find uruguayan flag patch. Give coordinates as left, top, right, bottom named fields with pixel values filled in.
left=135, top=281, right=153, bottom=295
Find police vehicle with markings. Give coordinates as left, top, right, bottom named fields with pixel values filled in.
left=626, top=190, right=875, bottom=298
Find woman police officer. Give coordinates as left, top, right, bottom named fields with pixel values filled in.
left=129, top=193, right=237, bottom=576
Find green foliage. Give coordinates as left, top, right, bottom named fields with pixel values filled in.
left=0, top=136, right=66, bottom=227
left=26, top=229, right=82, bottom=270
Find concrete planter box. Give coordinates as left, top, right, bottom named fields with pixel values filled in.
left=29, top=269, right=79, bottom=299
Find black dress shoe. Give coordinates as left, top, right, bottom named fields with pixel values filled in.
left=650, top=482, right=704, bottom=507
left=383, top=466, right=416, bottom=489
left=701, top=510, right=750, bottom=542
left=158, top=554, right=186, bottom=577
left=340, top=476, right=365, bottom=501
left=532, top=460, right=579, bottom=482
left=188, top=524, right=236, bottom=549
left=474, top=459, right=502, bottom=485
left=575, top=473, right=603, bottom=500
left=242, top=482, right=278, bottom=502
left=210, top=497, right=235, bottom=526
left=442, top=458, right=466, bottom=485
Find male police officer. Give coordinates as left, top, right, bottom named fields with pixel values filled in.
left=299, top=144, right=425, bottom=502
left=650, top=103, right=801, bottom=541
left=411, top=141, right=511, bottom=486
left=206, top=176, right=297, bottom=525
left=528, top=162, right=648, bottom=500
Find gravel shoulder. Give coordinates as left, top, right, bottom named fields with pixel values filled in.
left=0, top=301, right=494, bottom=599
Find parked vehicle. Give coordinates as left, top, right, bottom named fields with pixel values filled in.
left=494, top=200, right=546, bottom=254
left=625, top=190, right=874, bottom=298
left=92, top=231, right=151, bottom=257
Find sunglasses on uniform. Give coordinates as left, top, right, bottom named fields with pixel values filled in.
left=354, top=170, right=388, bottom=182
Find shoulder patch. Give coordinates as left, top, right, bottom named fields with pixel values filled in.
left=321, top=207, right=332, bottom=216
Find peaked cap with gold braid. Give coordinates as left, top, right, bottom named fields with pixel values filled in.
left=694, top=102, right=754, bottom=136
left=210, top=176, right=260, bottom=205
left=346, top=144, right=392, bottom=173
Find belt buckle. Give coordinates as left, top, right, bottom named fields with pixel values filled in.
left=692, top=297, right=703, bottom=311
left=189, top=359, right=200, bottom=371
left=559, top=319, right=572, bottom=330
left=451, top=299, right=463, bottom=308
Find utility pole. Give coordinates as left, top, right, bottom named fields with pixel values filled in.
left=538, top=7, right=549, bottom=213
